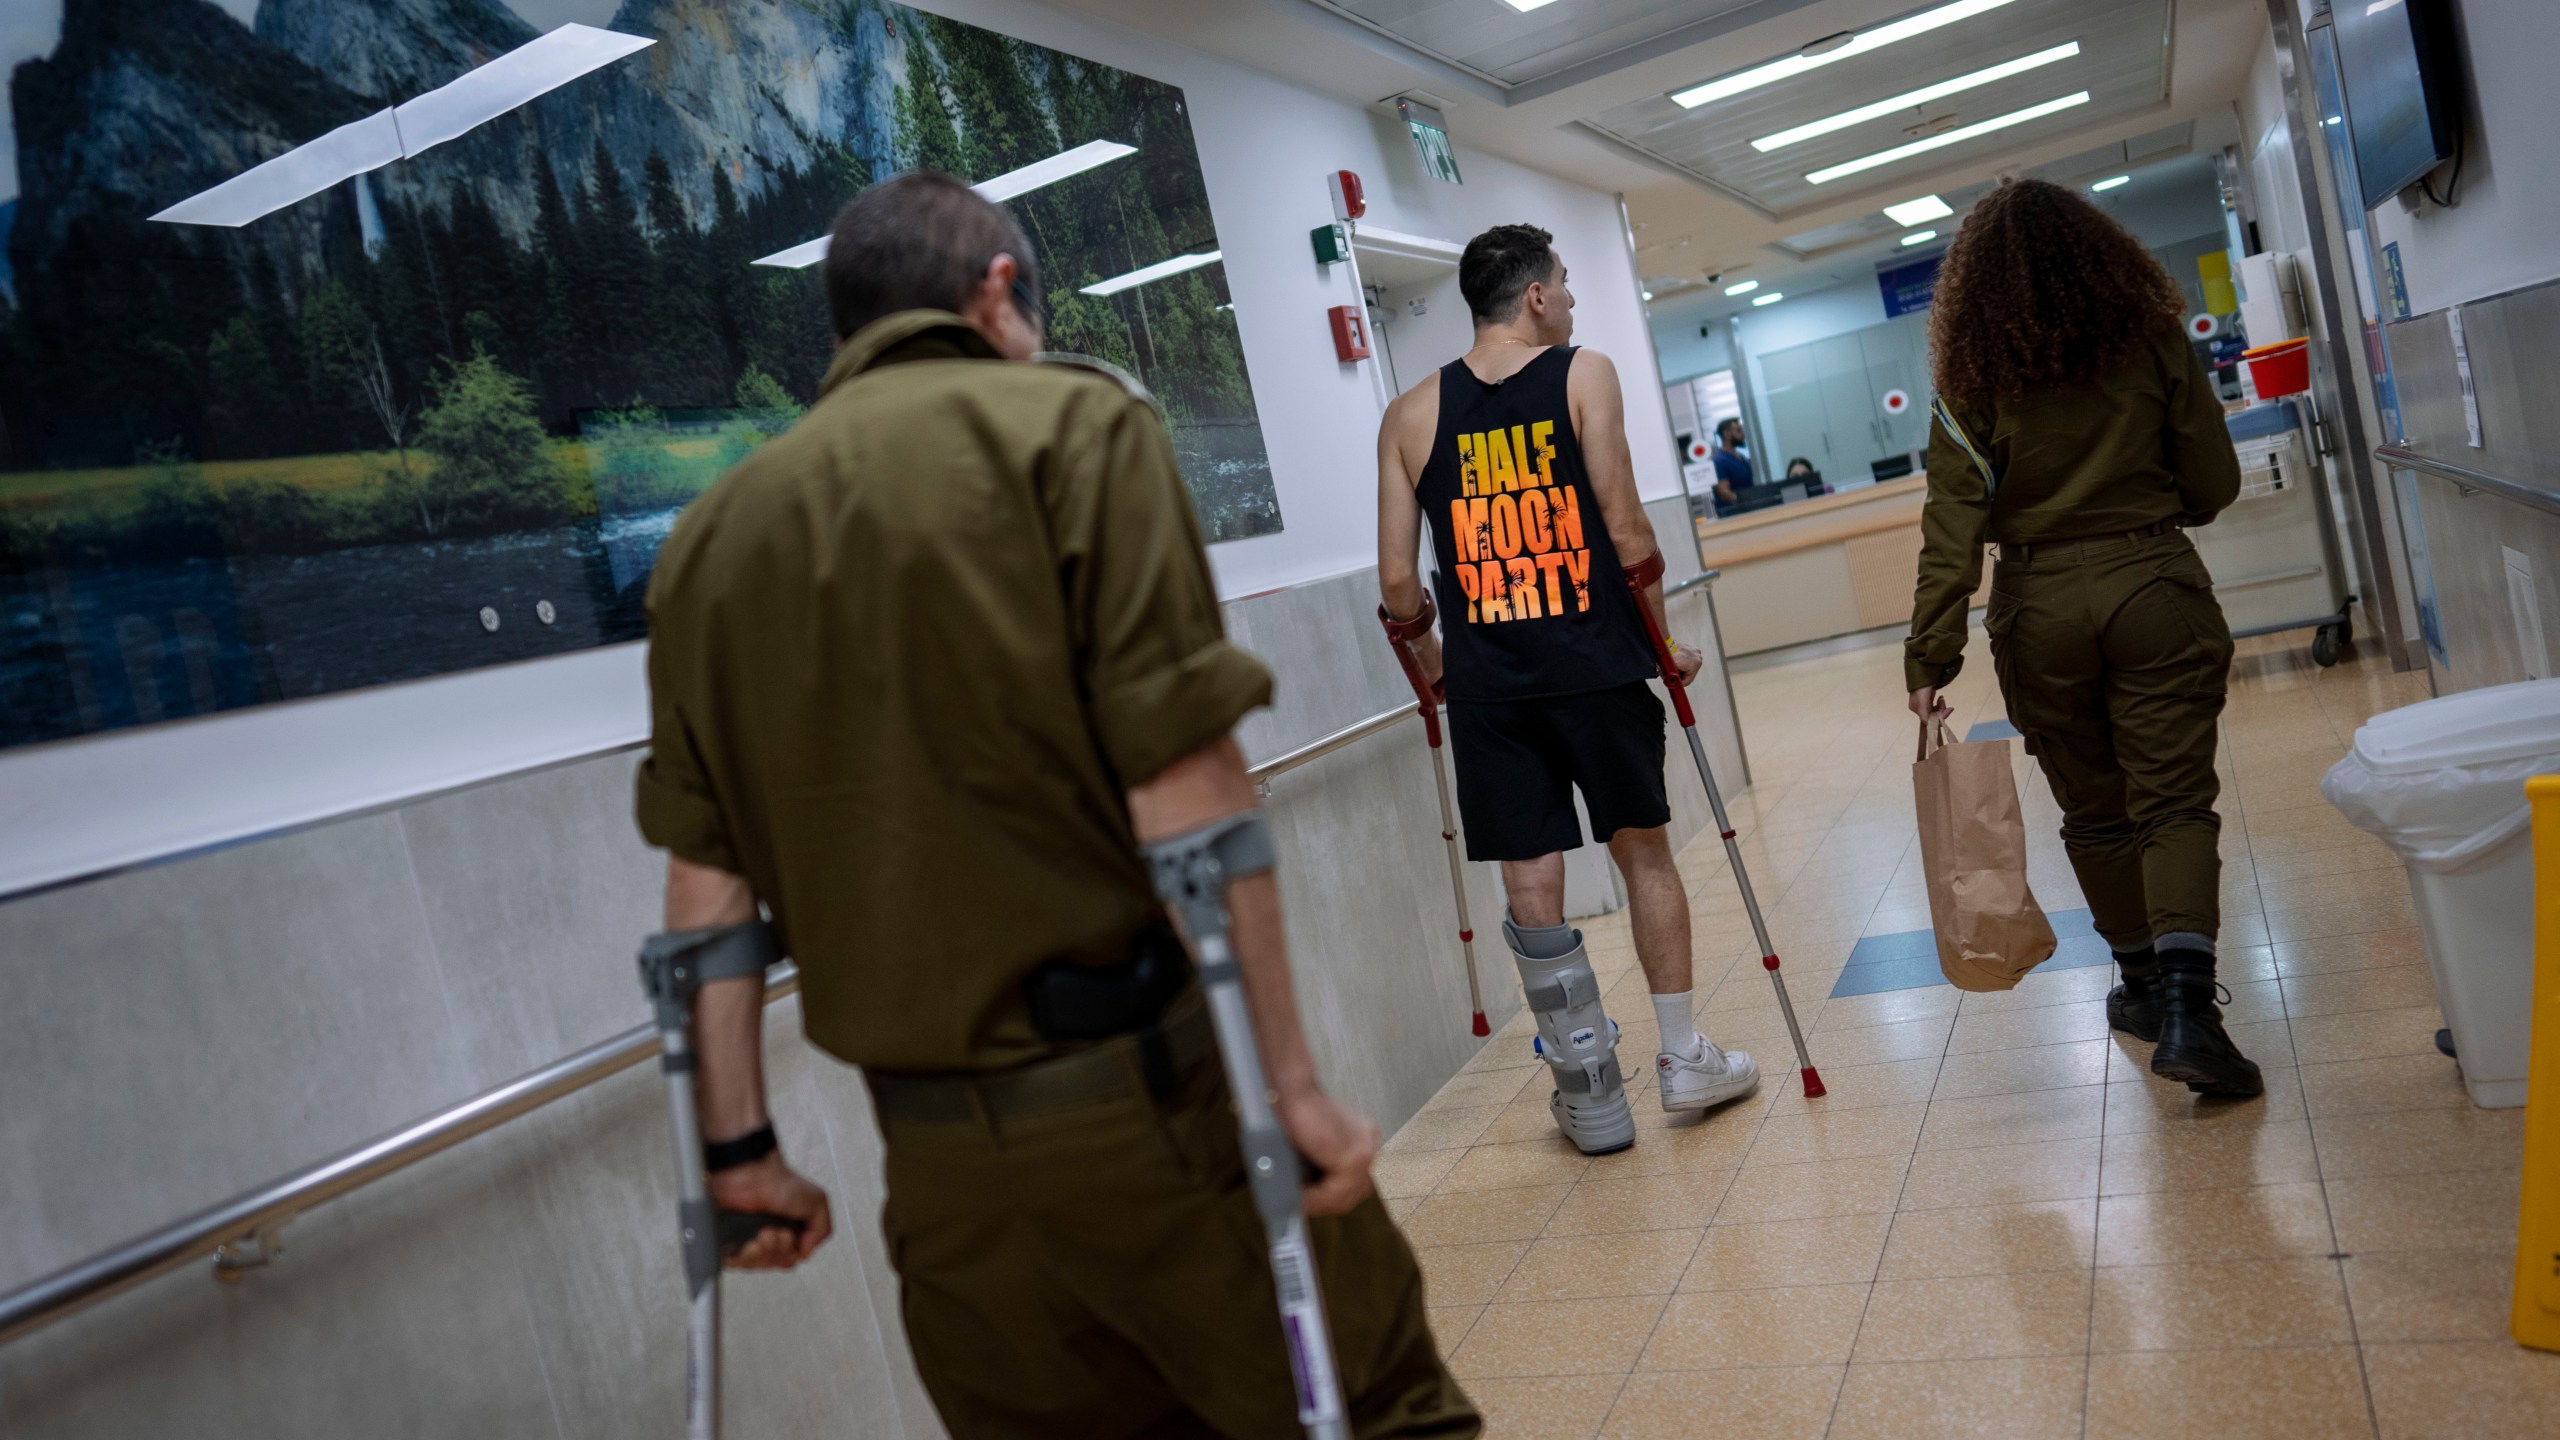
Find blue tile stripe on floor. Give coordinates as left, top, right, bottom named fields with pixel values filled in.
left=1828, top=907, right=2113, bottom=997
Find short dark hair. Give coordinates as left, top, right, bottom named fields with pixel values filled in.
left=1716, top=417, right=1744, bottom=441
left=821, top=171, right=1041, bottom=341
left=1459, top=223, right=1557, bottom=323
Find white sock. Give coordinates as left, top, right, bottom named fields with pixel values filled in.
left=1650, top=991, right=1704, bottom=1060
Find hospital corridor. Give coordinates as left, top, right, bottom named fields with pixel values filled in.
left=4, top=0, right=2560, bottom=1438
left=1382, top=632, right=2540, bottom=1436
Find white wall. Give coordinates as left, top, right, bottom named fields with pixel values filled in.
left=2360, top=0, right=2560, bottom=314
left=2241, top=35, right=2311, bottom=260
left=1647, top=300, right=1735, bottom=384
left=942, top=0, right=1688, bottom=601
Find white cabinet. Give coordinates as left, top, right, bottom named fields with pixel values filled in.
left=1757, top=313, right=1932, bottom=483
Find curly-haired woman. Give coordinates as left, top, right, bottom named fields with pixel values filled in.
left=1904, top=178, right=2258, bottom=1097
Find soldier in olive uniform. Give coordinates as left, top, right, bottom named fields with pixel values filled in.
left=635, top=173, right=1478, bottom=1437
left=1905, top=178, right=2259, bottom=1098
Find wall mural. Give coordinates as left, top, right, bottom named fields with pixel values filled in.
left=0, top=0, right=1276, bottom=750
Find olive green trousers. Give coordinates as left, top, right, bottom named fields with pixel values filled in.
left=871, top=1046, right=1479, bottom=1439
left=1985, top=529, right=2235, bottom=950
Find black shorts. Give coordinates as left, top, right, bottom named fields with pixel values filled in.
left=1446, top=680, right=1670, bottom=862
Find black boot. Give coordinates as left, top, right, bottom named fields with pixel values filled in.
left=2150, top=951, right=2262, bottom=1097
left=2106, top=946, right=2162, bottom=1043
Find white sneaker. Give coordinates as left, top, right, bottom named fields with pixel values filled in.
left=1657, top=1040, right=1760, bottom=1112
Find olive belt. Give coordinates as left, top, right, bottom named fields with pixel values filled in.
left=864, top=992, right=1217, bottom=1130
left=1996, top=518, right=2178, bottom=567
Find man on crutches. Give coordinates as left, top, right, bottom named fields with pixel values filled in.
left=1375, top=223, right=1760, bottom=1155
left=633, top=173, right=1476, bottom=1438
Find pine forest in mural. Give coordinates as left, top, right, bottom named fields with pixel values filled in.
left=0, top=0, right=1276, bottom=749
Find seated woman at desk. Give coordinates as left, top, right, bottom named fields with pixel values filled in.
left=1783, top=457, right=1826, bottom=496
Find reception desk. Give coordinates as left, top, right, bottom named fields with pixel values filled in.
left=1691, top=475, right=1986, bottom=657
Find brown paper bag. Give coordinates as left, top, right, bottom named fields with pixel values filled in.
left=1912, top=716, right=2057, bottom=991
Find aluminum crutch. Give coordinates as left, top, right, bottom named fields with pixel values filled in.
left=638, top=926, right=799, bottom=1440
left=1377, top=594, right=1491, bottom=1036
left=1149, top=815, right=1349, bottom=1440
left=1623, top=552, right=1825, bottom=1098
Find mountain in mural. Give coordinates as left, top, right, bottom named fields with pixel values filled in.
left=0, top=0, right=1274, bottom=749
left=10, top=0, right=901, bottom=286
left=9, top=0, right=370, bottom=275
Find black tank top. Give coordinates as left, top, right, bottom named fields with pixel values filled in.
left=1416, top=346, right=1661, bottom=702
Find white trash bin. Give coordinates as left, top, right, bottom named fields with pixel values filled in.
left=2322, top=679, right=2560, bottom=1108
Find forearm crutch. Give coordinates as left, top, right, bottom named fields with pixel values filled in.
left=638, top=924, right=795, bottom=1440
left=1377, top=595, right=1491, bottom=1037
left=1623, top=553, right=1825, bottom=1098
left=1148, top=815, right=1349, bottom=1440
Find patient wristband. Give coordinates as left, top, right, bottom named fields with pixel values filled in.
left=703, top=1125, right=778, bottom=1173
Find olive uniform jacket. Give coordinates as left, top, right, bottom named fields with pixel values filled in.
left=637, top=311, right=1272, bottom=1074
left=1905, top=324, right=2244, bottom=693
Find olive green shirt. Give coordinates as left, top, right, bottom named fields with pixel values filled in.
left=1905, top=325, right=2243, bottom=692
left=636, top=311, right=1274, bottom=1072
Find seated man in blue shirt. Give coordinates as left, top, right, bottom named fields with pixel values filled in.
left=1709, top=417, right=1752, bottom=513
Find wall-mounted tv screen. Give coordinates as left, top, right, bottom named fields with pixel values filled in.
left=2333, top=0, right=2460, bottom=210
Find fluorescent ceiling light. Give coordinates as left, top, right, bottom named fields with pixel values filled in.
left=1671, top=0, right=2021, bottom=109
left=1500, top=0, right=1563, bottom=10
left=1752, top=292, right=1785, bottom=306
left=2091, top=174, right=2131, bottom=191
left=1082, top=249, right=1222, bottom=296
left=1901, top=229, right=1938, bottom=245
left=1724, top=279, right=1761, bottom=296
left=153, top=24, right=652, bottom=227
left=1883, top=195, right=1954, bottom=226
left=752, top=236, right=831, bottom=269
left=754, top=139, right=1138, bottom=267
left=1750, top=42, right=2079, bottom=152
left=970, top=138, right=1138, bottom=203
left=1642, top=291, right=1654, bottom=300
left=1805, top=91, right=2090, bottom=184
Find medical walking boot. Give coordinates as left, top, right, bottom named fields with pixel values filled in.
left=1507, top=912, right=1636, bottom=1156
left=1656, top=1038, right=1760, bottom=1113
left=2106, top=946, right=2163, bottom=1043
left=2149, top=951, right=2263, bottom=1098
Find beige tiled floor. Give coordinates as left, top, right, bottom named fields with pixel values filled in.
left=1380, top=630, right=2559, bottom=1438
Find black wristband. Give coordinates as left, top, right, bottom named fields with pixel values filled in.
left=703, top=1125, right=778, bottom=1173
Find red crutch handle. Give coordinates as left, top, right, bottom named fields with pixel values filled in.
left=1377, top=597, right=1446, bottom=746
left=1621, top=552, right=1699, bottom=728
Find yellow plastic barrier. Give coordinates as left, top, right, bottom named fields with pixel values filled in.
left=2515, top=777, right=2560, bottom=1351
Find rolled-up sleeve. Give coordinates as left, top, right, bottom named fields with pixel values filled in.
left=1050, top=391, right=1273, bottom=788
left=634, top=621, right=743, bottom=874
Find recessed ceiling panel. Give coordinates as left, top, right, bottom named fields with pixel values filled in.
left=1316, top=0, right=1772, bottom=87
left=1586, top=0, right=2170, bottom=216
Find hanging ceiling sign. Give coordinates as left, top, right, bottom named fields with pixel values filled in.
left=1398, top=97, right=1463, bottom=185
left=1877, top=252, right=1942, bottom=317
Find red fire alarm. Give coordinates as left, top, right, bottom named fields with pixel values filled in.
left=1328, top=169, right=1365, bottom=221
left=1329, top=304, right=1371, bottom=361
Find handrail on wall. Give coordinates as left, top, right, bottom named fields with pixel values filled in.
left=0, top=698, right=1428, bottom=1349
left=2375, top=445, right=2560, bottom=522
